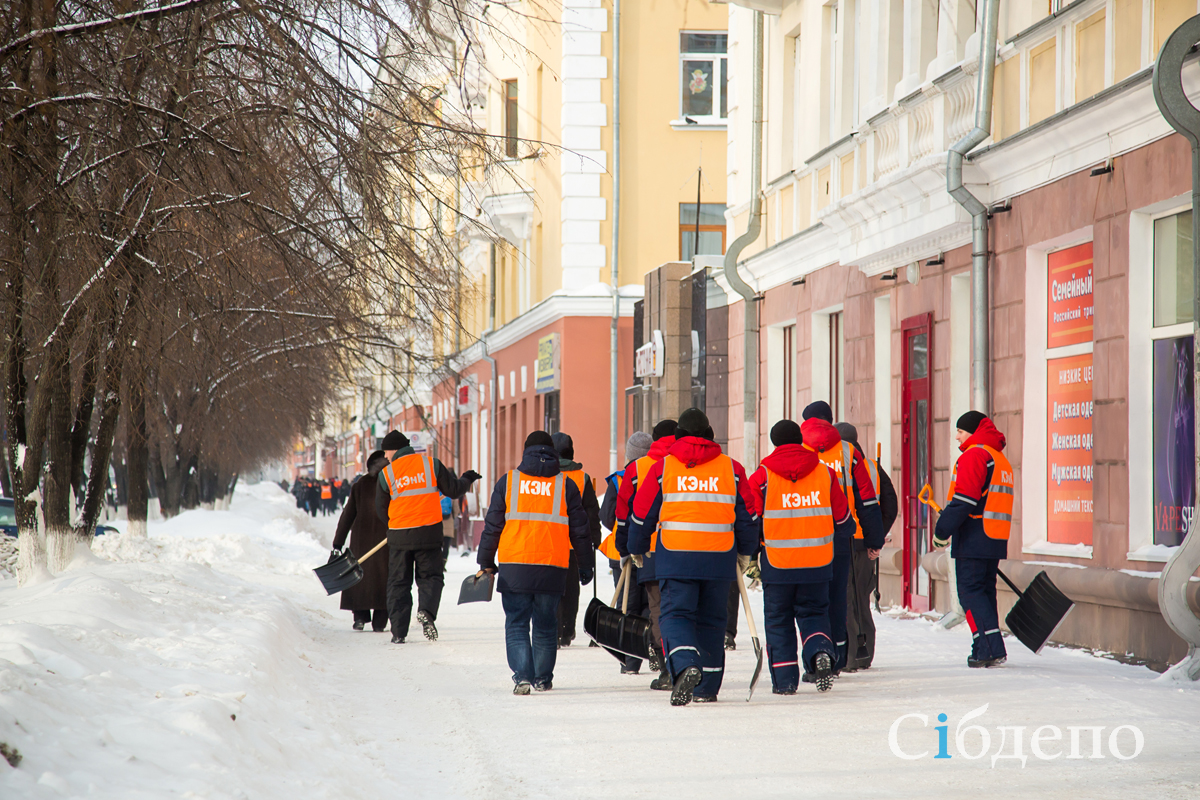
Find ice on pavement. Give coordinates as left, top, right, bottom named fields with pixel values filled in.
left=1, top=483, right=1197, bottom=799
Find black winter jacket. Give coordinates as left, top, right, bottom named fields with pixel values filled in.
left=375, top=447, right=473, bottom=549
left=559, top=457, right=603, bottom=549
left=477, top=445, right=594, bottom=595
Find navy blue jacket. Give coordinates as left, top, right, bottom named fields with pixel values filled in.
left=478, top=445, right=595, bottom=594
left=934, top=419, right=1011, bottom=560
left=627, top=437, right=759, bottom=582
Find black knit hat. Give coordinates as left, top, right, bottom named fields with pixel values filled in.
left=770, top=420, right=803, bottom=446
left=381, top=430, right=408, bottom=450
left=834, top=422, right=858, bottom=445
left=524, top=430, right=554, bottom=449
left=551, top=431, right=574, bottom=459
left=956, top=411, right=987, bottom=435
left=802, top=401, right=833, bottom=423
left=652, top=419, right=678, bottom=440
left=676, top=408, right=710, bottom=438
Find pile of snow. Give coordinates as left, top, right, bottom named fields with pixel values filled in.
left=2, top=482, right=1199, bottom=799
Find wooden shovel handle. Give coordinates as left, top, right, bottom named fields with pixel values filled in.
left=355, top=538, right=388, bottom=565
left=611, top=562, right=628, bottom=607
left=735, top=570, right=759, bottom=641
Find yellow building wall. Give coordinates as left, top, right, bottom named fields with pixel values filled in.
left=1075, top=11, right=1106, bottom=103
left=530, top=5, right=563, bottom=302
left=604, top=0, right=727, bottom=288
left=1114, top=0, right=1143, bottom=83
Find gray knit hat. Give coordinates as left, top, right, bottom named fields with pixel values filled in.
left=624, top=431, right=653, bottom=464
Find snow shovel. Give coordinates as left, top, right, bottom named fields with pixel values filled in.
left=583, top=561, right=654, bottom=662
left=458, top=571, right=495, bottom=604
left=735, top=570, right=764, bottom=702
left=917, top=484, right=1074, bottom=654
left=313, top=539, right=387, bottom=595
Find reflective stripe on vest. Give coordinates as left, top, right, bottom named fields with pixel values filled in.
left=634, top=456, right=661, bottom=552
left=947, top=444, right=1013, bottom=541
left=383, top=453, right=442, bottom=529
left=762, top=466, right=835, bottom=569
left=854, top=458, right=881, bottom=540
left=498, top=470, right=571, bottom=568
left=659, top=454, right=736, bottom=553
left=815, top=440, right=861, bottom=537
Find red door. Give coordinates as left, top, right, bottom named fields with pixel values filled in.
left=901, top=314, right=933, bottom=611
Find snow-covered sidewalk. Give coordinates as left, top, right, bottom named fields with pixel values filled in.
left=1, top=483, right=1198, bottom=799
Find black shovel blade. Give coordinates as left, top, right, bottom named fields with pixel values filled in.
left=747, top=636, right=764, bottom=701
left=458, top=572, right=495, bottom=604
left=584, top=598, right=654, bottom=661
left=314, top=552, right=363, bottom=595
left=1005, top=571, right=1074, bottom=654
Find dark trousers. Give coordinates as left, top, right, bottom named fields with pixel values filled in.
left=645, top=580, right=663, bottom=646
left=763, top=581, right=833, bottom=691
left=726, top=583, right=739, bottom=638
left=659, top=578, right=730, bottom=698
left=845, top=541, right=877, bottom=670
left=352, top=609, right=389, bottom=631
left=387, top=545, right=444, bottom=637
left=557, top=549, right=580, bottom=642
left=956, top=557, right=1007, bottom=661
left=502, top=591, right=560, bottom=685
left=441, top=535, right=452, bottom=563
left=828, top=534, right=853, bottom=670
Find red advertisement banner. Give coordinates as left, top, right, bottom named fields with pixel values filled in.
left=1047, top=242, right=1094, bottom=348
left=1047, top=353, right=1094, bottom=545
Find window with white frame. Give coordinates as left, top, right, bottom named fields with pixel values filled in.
left=679, top=32, right=728, bottom=123
left=1151, top=210, right=1194, bottom=547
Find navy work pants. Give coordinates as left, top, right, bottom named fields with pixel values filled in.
left=659, top=578, right=730, bottom=698
left=501, top=591, right=560, bottom=686
left=763, top=582, right=834, bottom=691
left=828, top=534, right=853, bottom=670
left=956, top=557, right=1007, bottom=661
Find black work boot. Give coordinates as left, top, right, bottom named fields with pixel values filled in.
left=670, top=666, right=703, bottom=706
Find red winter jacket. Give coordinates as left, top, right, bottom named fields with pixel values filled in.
left=749, top=443, right=856, bottom=582
left=934, top=417, right=1010, bottom=560
left=799, top=418, right=885, bottom=548
left=614, top=436, right=674, bottom=554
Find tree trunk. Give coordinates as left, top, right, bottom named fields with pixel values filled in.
left=45, top=346, right=79, bottom=573
left=127, top=374, right=149, bottom=537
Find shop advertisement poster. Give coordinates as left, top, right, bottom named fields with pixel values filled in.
left=1047, top=353, right=1094, bottom=545
left=1047, top=242, right=1094, bottom=348
left=1153, top=335, right=1195, bottom=546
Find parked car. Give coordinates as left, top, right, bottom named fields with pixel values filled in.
left=0, top=498, right=118, bottom=537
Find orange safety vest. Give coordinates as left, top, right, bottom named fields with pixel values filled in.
left=498, top=470, right=571, bottom=568
left=761, top=466, right=835, bottom=569
left=382, top=453, right=442, bottom=529
left=598, top=531, right=620, bottom=560
left=855, top=459, right=881, bottom=540
left=562, top=468, right=588, bottom=550
left=630, top=455, right=662, bottom=553
left=321, top=485, right=332, bottom=500
left=947, top=444, right=1014, bottom=540
left=659, top=454, right=737, bottom=553
left=813, top=440, right=861, bottom=537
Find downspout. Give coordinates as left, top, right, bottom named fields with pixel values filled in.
left=609, top=0, right=621, bottom=472
left=946, top=0, right=1001, bottom=414
left=481, top=243, right=498, bottom=489
left=723, top=10, right=764, bottom=467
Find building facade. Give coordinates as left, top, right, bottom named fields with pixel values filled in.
left=717, top=0, right=1200, bottom=666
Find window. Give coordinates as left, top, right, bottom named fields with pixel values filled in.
left=782, top=325, right=795, bottom=420
left=829, top=312, right=845, bottom=420
left=543, top=390, right=560, bottom=435
left=679, top=32, right=728, bottom=122
left=679, top=203, right=726, bottom=260
left=504, top=79, right=518, bottom=158
left=1152, top=210, right=1194, bottom=547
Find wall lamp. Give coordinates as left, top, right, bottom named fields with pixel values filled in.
left=1090, top=159, right=1113, bottom=177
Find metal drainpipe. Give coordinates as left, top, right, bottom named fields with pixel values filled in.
left=609, top=0, right=621, bottom=473
left=481, top=243, right=498, bottom=488
left=723, top=10, right=764, bottom=467
left=946, top=0, right=1001, bottom=414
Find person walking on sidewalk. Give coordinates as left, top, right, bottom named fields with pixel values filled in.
left=749, top=421, right=856, bottom=694
left=375, top=430, right=480, bottom=644
left=800, top=402, right=884, bottom=673
left=331, top=451, right=391, bottom=632
left=627, top=409, right=759, bottom=706
left=478, top=431, right=594, bottom=695
left=598, top=431, right=654, bottom=674
left=933, top=412, right=1013, bottom=669
left=615, top=419, right=677, bottom=688
left=834, top=422, right=898, bottom=671
left=550, top=432, right=602, bottom=647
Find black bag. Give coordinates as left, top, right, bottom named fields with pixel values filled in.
left=458, top=572, right=495, bottom=604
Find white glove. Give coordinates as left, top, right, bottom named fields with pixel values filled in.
left=631, top=554, right=644, bottom=569
left=737, top=554, right=752, bottom=574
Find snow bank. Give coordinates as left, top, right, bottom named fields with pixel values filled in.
left=3, top=482, right=1200, bottom=799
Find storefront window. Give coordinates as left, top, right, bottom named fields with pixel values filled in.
left=1153, top=210, right=1193, bottom=327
